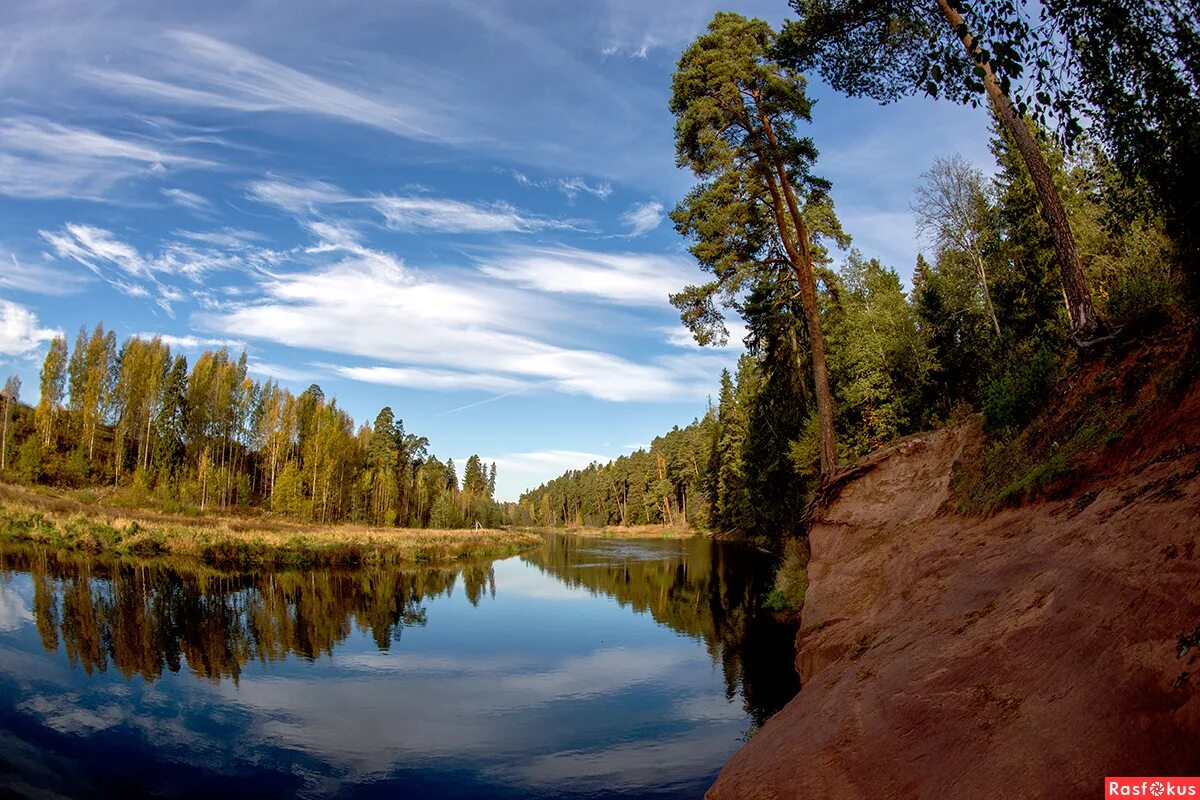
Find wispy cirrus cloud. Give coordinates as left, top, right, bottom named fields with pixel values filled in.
left=0, top=116, right=212, bottom=201
left=197, top=233, right=725, bottom=403
left=247, top=177, right=576, bottom=234
left=332, top=365, right=527, bottom=393
left=478, top=245, right=693, bottom=307
left=85, top=30, right=457, bottom=144
left=0, top=253, right=89, bottom=296
left=161, top=187, right=213, bottom=211
left=40, top=223, right=284, bottom=315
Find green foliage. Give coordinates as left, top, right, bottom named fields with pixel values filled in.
left=982, top=345, right=1060, bottom=437
left=271, top=461, right=305, bottom=516
left=16, top=438, right=43, bottom=483
left=765, top=537, right=810, bottom=611
left=6, top=322, right=502, bottom=531
left=825, top=252, right=935, bottom=457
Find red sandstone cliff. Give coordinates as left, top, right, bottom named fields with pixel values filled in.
left=707, top=356, right=1200, bottom=799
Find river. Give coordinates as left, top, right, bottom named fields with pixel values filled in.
left=0, top=533, right=798, bottom=799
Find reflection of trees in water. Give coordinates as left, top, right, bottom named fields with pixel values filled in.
left=521, top=536, right=799, bottom=725
left=0, top=547, right=495, bottom=685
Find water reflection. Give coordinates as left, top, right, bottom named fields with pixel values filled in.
left=522, top=535, right=799, bottom=726
left=0, top=535, right=796, bottom=799
left=3, top=548, right=495, bottom=684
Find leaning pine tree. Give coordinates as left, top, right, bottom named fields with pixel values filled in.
left=670, top=12, right=842, bottom=477
left=778, top=0, right=1103, bottom=341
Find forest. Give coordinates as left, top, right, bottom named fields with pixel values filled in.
left=0, top=326, right=505, bottom=529
left=516, top=0, right=1197, bottom=542
left=2, top=0, right=1197, bottom=551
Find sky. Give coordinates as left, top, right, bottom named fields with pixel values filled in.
left=0, top=0, right=996, bottom=501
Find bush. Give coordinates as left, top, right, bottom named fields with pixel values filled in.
left=765, top=537, right=810, bottom=611
left=16, top=438, right=43, bottom=483
left=982, top=345, right=1060, bottom=437
left=1102, top=256, right=1179, bottom=327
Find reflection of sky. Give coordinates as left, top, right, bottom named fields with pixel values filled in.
left=0, top=579, right=33, bottom=632
left=0, top=552, right=754, bottom=799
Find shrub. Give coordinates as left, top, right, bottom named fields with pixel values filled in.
left=16, top=438, right=43, bottom=483
left=765, top=537, right=810, bottom=611
left=982, top=345, right=1060, bottom=437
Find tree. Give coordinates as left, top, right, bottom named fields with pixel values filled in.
left=463, top=455, right=488, bottom=497
left=1, top=375, right=19, bottom=471
left=912, top=154, right=1001, bottom=336
left=365, top=407, right=399, bottom=525
left=971, top=0, right=1200, bottom=299
left=671, top=11, right=842, bottom=476
left=153, top=355, right=188, bottom=485
left=778, top=0, right=1103, bottom=339
left=825, top=252, right=935, bottom=454
left=36, top=336, right=68, bottom=448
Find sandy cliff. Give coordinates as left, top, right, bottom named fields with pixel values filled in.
left=707, top=363, right=1200, bottom=798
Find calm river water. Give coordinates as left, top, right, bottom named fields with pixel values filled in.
left=0, top=534, right=797, bottom=799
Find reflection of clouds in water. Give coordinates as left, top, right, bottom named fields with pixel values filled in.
left=0, top=644, right=62, bottom=677
left=336, top=650, right=534, bottom=674
left=496, top=731, right=736, bottom=790
left=673, top=693, right=744, bottom=723
left=497, top=646, right=691, bottom=704
left=493, top=560, right=589, bottom=601
left=0, top=579, right=34, bottom=632
left=213, top=645, right=714, bottom=780
left=17, top=694, right=125, bottom=735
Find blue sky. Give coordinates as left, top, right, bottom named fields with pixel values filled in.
left=0, top=0, right=995, bottom=500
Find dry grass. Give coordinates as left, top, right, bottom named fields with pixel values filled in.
left=534, top=523, right=704, bottom=540
left=0, top=483, right=539, bottom=567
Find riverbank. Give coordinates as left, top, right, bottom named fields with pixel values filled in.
left=0, top=483, right=539, bottom=567
left=530, top=524, right=704, bottom=539
left=707, top=332, right=1200, bottom=798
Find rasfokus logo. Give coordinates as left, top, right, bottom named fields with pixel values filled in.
left=1107, top=778, right=1200, bottom=797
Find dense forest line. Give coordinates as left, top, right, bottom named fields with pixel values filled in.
left=517, top=1, right=1196, bottom=544
left=0, top=327, right=504, bottom=529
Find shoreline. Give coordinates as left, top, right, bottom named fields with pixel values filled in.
left=0, top=483, right=540, bottom=568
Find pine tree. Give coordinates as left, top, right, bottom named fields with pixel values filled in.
left=671, top=11, right=843, bottom=476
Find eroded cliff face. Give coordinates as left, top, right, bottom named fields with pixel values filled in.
left=707, top=382, right=1200, bottom=799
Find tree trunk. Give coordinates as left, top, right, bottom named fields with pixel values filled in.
left=934, top=0, right=1101, bottom=340
left=757, top=113, right=838, bottom=476
left=974, top=252, right=1003, bottom=337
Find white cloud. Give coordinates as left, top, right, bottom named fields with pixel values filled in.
left=372, top=196, right=565, bottom=234
left=136, top=333, right=246, bottom=351
left=486, top=449, right=611, bottom=479
left=85, top=30, right=455, bottom=143
left=0, top=116, right=212, bottom=200
left=620, top=200, right=664, bottom=236
left=0, top=299, right=61, bottom=357
left=200, top=241, right=722, bottom=403
left=663, top=321, right=748, bottom=350
left=162, top=187, right=212, bottom=211
left=41, top=224, right=150, bottom=278
left=333, top=365, right=527, bottom=393
left=40, top=224, right=284, bottom=315
left=0, top=253, right=88, bottom=296
left=247, top=177, right=572, bottom=235
left=478, top=245, right=693, bottom=307
left=558, top=177, right=612, bottom=200
left=246, top=178, right=348, bottom=214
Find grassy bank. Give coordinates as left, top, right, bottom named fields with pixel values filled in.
left=532, top=524, right=705, bottom=540
left=0, top=483, right=539, bottom=568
